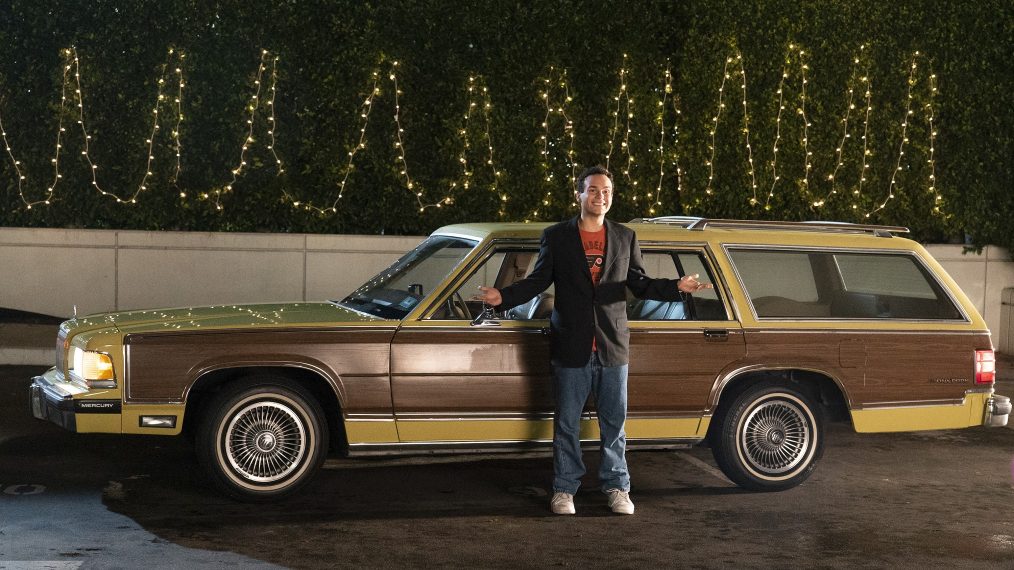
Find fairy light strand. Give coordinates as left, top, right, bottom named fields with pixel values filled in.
left=170, top=50, right=186, bottom=197
left=135, top=56, right=172, bottom=203
left=283, top=70, right=380, bottom=215
left=704, top=55, right=733, bottom=196
left=851, top=72, right=874, bottom=213
left=526, top=67, right=575, bottom=222
left=797, top=48, right=813, bottom=203
left=0, top=50, right=71, bottom=209
left=815, top=44, right=865, bottom=209
left=764, top=47, right=791, bottom=210
left=736, top=51, right=758, bottom=206
left=477, top=79, right=507, bottom=218
left=924, top=67, right=941, bottom=215
left=266, top=55, right=285, bottom=175
left=389, top=62, right=431, bottom=212
left=867, top=51, right=919, bottom=218
left=605, top=55, right=628, bottom=171
left=666, top=92, right=685, bottom=214
left=207, top=50, right=269, bottom=211
left=650, top=61, right=673, bottom=216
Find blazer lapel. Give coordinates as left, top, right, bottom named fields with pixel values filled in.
left=567, top=216, right=593, bottom=283
left=601, top=218, right=623, bottom=277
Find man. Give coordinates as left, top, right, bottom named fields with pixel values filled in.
left=475, top=165, right=710, bottom=515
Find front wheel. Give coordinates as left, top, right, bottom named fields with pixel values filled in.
left=710, top=383, right=824, bottom=491
left=196, top=377, right=328, bottom=501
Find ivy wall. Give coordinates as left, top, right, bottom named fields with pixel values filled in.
left=0, top=1, right=1011, bottom=249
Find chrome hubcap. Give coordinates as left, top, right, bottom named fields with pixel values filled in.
left=741, top=398, right=811, bottom=475
left=225, top=401, right=307, bottom=483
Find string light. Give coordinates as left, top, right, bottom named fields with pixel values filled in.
left=525, top=66, right=575, bottom=222
left=430, top=75, right=478, bottom=210
left=134, top=50, right=177, bottom=204
left=815, top=44, right=866, bottom=209
left=867, top=51, right=919, bottom=218
left=476, top=79, right=507, bottom=218
left=266, top=54, right=284, bottom=175
left=649, top=60, right=685, bottom=216
left=389, top=62, right=432, bottom=212
left=427, top=75, right=506, bottom=215
left=649, top=61, right=673, bottom=216
left=765, top=46, right=791, bottom=210
left=703, top=55, right=732, bottom=196
left=208, top=50, right=271, bottom=211
left=797, top=48, right=813, bottom=204
left=736, top=51, right=758, bottom=206
left=2, top=46, right=949, bottom=223
left=169, top=49, right=186, bottom=198
left=925, top=67, right=942, bottom=215
left=283, top=69, right=381, bottom=215
left=0, top=49, right=72, bottom=210
left=851, top=72, right=874, bottom=213
left=604, top=54, right=638, bottom=200
left=667, top=88, right=685, bottom=214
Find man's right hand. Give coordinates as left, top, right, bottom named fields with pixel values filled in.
left=474, top=286, right=502, bottom=307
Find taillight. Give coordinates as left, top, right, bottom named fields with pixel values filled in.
left=975, top=350, right=995, bottom=384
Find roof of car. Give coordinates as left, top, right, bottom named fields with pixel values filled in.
left=434, top=218, right=920, bottom=250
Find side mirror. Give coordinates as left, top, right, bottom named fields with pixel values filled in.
left=471, top=305, right=501, bottom=327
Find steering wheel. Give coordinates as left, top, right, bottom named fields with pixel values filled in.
left=445, top=291, right=472, bottom=320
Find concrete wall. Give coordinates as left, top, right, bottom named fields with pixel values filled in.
left=0, top=227, right=423, bottom=317
left=1, top=228, right=1012, bottom=350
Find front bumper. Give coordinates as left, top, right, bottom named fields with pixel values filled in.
left=985, top=394, right=1011, bottom=427
left=30, top=371, right=77, bottom=431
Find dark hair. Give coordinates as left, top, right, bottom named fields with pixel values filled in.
left=576, top=165, right=613, bottom=193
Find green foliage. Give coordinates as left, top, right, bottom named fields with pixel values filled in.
left=0, top=1, right=1011, bottom=249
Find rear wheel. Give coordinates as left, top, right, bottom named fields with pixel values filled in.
left=196, top=376, right=328, bottom=501
left=710, top=383, right=823, bottom=491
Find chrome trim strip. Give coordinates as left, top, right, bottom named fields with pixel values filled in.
left=742, top=328, right=989, bottom=335
left=346, top=437, right=703, bottom=455
left=391, top=411, right=704, bottom=421
left=857, top=399, right=966, bottom=410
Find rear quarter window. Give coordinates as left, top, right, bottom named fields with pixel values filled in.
left=728, top=247, right=964, bottom=321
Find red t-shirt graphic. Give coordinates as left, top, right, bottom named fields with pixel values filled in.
left=580, top=226, right=606, bottom=351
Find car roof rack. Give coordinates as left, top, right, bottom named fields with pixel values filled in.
left=629, top=216, right=910, bottom=238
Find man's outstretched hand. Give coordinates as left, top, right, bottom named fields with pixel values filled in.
left=473, top=286, right=502, bottom=307
left=678, top=274, right=713, bottom=293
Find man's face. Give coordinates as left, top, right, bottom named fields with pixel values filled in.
left=576, top=174, right=613, bottom=217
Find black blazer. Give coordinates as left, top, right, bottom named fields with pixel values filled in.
left=498, top=217, right=682, bottom=367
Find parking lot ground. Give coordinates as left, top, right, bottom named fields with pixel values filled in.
left=2, top=364, right=1013, bottom=569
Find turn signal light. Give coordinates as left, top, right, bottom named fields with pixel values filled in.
left=974, top=350, right=995, bottom=384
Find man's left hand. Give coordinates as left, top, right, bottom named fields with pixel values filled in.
left=678, top=273, right=713, bottom=293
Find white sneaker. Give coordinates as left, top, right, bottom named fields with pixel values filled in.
left=606, top=489, right=635, bottom=515
left=551, top=492, right=576, bottom=515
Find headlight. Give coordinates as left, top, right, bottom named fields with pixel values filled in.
left=70, top=348, right=116, bottom=388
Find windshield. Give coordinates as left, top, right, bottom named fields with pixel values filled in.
left=337, top=235, right=478, bottom=319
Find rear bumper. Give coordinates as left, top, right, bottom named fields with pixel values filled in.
left=985, top=394, right=1011, bottom=427
left=29, top=371, right=77, bottom=431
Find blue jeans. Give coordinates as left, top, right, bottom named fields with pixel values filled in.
left=552, top=352, right=630, bottom=494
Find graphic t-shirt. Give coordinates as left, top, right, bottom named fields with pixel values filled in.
left=580, top=226, right=606, bottom=351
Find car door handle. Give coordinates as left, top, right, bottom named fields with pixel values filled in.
left=703, top=329, right=729, bottom=341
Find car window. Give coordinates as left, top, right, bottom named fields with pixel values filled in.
left=729, top=248, right=963, bottom=320
left=628, top=250, right=729, bottom=321
left=429, top=247, right=555, bottom=321
left=340, top=235, right=476, bottom=319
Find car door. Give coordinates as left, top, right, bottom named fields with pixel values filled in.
left=390, top=242, right=557, bottom=443
left=625, top=245, right=747, bottom=440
